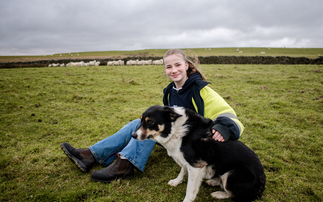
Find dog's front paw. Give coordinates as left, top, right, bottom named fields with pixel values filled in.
left=183, top=196, right=194, bottom=202
left=206, top=178, right=222, bottom=187
left=168, top=179, right=181, bottom=187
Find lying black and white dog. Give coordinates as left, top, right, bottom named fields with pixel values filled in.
left=132, top=105, right=266, bottom=202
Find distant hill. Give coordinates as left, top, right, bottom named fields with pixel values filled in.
left=1, top=47, right=322, bottom=63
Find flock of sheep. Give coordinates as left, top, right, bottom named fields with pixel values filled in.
left=47, top=48, right=273, bottom=67
left=126, top=59, right=163, bottom=65
left=48, top=59, right=163, bottom=67
left=48, top=60, right=100, bottom=67
left=108, top=59, right=163, bottom=66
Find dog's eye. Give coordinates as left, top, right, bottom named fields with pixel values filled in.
left=147, top=120, right=154, bottom=126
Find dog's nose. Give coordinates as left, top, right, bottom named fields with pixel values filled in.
left=131, top=133, right=137, bottom=139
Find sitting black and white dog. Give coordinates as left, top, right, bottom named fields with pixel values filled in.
left=132, top=105, right=266, bottom=202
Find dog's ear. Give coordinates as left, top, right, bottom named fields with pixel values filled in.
left=164, top=106, right=183, bottom=122
left=169, top=112, right=182, bottom=121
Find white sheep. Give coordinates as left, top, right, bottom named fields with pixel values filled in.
left=126, top=60, right=132, bottom=65
left=88, top=60, right=96, bottom=66
left=107, top=60, right=122, bottom=66
left=261, top=52, right=266, bottom=54
left=112, top=61, right=119, bottom=66
left=143, top=60, right=152, bottom=65
left=95, top=62, right=100, bottom=66
left=71, top=61, right=84, bottom=67
left=137, top=60, right=145, bottom=65
left=131, top=60, right=137, bottom=65
left=152, top=59, right=163, bottom=65
left=126, top=60, right=138, bottom=65
left=107, top=61, right=114, bottom=66
left=60, top=63, right=65, bottom=67
left=118, top=60, right=125, bottom=66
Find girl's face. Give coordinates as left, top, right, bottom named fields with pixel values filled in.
left=164, top=54, right=189, bottom=89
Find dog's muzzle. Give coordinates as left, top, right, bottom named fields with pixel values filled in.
left=131, top=132, right=138, bottom=139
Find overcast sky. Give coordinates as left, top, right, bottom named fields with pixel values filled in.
left=0, top=0, right=322, bottom=56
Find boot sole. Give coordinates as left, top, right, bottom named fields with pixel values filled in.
left=60, top=143, right=87, bottom=172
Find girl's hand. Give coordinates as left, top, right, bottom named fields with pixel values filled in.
left=212, top=129, right=225, bottom=142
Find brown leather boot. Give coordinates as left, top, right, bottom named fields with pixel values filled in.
left=91, top=154, right=134, bottom=183
left=60, top=142, right=96, bottom=172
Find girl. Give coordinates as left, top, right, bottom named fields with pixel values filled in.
left=61, top=49, right=244, bottom=183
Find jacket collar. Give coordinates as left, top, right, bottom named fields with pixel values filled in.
left=172, top=73, right=202, bottom=94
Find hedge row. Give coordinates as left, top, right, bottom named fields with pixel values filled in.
left=1, top=56, right=322, bottom=68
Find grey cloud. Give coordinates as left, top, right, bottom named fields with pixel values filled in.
left=0, top=0, right=322, bottom=55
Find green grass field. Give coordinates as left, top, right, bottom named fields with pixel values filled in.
left=1, top=47, right=323, bottom=63
left=0, top=64, right=322, bottom=201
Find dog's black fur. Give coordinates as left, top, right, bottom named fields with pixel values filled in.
left=132, top=105, right=266, bottom=202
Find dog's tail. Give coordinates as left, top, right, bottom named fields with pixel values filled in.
left=255, top=172, right=266, bottom=200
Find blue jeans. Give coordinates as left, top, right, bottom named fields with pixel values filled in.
left=89, top=119, right=156, bottom=172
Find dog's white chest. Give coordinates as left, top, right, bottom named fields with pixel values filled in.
left=165, top=144, right=188, bottom=167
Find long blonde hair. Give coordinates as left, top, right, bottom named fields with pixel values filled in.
left=163, top=49, right=207, bottom=81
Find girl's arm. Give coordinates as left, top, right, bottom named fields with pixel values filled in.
left=199, top=86, right=244, bottom=142
left=211, top=115, right=241, bottom=141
